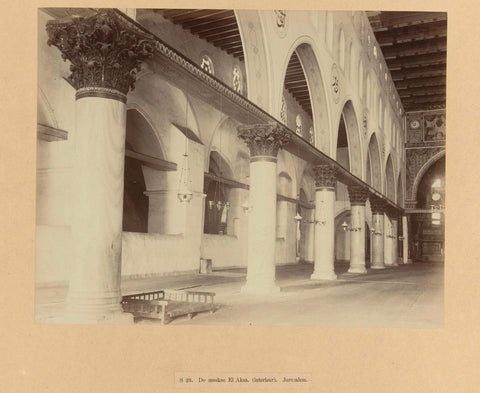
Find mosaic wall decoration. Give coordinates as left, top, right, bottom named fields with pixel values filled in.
left=200, top=54, right=214, bottom=75
left=232, top=65, right=242, bottom=94
left=406, top=110, right=446, bottom=144
left=424, top=112, right=446, bottom=141
left=331, top=64, right=340, bottom=103
left=295, top=114, right=303, bottom=135
left=274, top=10, right=287, bottom=37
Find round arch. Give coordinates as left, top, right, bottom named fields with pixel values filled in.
left=207, top=116, right=241, bottom=177
left=336, top=99, right=363, bottom=178
left=412, top=150, right=446, bottom=200
left=125, top=106, right=167, bottom=161
left=367, top=132, right=382, bottom=191
left=235, top=10, right=270, bottom=110
left=278, top=39, right=331, bottom=155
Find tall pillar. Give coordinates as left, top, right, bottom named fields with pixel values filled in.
left=347, top=186, right=369, bottom=274
left=47, top=10, right=155, bottom=323
left=369, top=195, right=386, bottom=269
left=383, top=210, right=398, bottom=267
left=402, top=215, right=412, bottom=264
left=391, top=214, right=399, bottom=266
left=311, top=165, right=337, bottom=280
left=237, top=123, right=290, bottom=294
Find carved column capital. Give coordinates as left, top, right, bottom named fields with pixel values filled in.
left=237, top=122, right=291, bottom=161
left=347, top=185, right=369, bottom=206
left=369, top=194, right=387, bottom=214
left=313, top=164, right=337, bottom=189
left=46, top=9, right=155, bottom=102
left=387, top=208, right=401, bottom=220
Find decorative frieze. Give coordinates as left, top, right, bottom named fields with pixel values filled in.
left=46, top=9, right=155, bottom=100
left=313, top=165, right=337, bottom=189
left=347, top=185, right=369, bottom=205
left=237, top=122, right=290, bottom=159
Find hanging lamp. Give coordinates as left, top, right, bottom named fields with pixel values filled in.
left=177, top=96, right=193, bottom=203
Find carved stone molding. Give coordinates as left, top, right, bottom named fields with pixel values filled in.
left=237, top=122, right=290, bottom=159
left=46, top=9, right=155, bottom=100
left=369, top=194, right=387, bottom=214
left=313, top=164, right=337, bottom=189
left=347, top=185, right=369, bottom=205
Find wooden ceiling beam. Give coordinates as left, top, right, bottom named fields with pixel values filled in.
left=171, top=9, right=221, bottom=23
left=198, top=24, right=239, bottom=39
left=190, top=15, right=237, bottom=33
left=211, top=34, right=241, bottom=46
left=375, top=20, right=447, bottom=44
left=386, top=51, right=446, bottom=68
left=160, top=9, right=197, bottom=19
left=226, top=45, right=244, bottom=55
left=402, top=96, right=446, bottom=105
left=395, top=76, right=445, bottom=89
left=221, top=42, right=243, bottom=50
left=181, top=10, right=234, bottom=29
left=381, top=37, right=447, bottom=58
left=285, top=79, right=308, bottom=86
left=398, top=86, right=446, bottom=97
left=375, top=12, right=447, bottom=28
left=391, top=64, right=446, bottom=79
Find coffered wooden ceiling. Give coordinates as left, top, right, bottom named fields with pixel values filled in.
left=366, top=11, right=447, bottom=112
left=156, top=9, right=244, bottom=60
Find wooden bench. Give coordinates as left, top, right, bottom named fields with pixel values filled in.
left=121, top=289, right=217, bottom=324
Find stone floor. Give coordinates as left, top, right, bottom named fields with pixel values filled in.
left=35, top=261, right=444, bottom=328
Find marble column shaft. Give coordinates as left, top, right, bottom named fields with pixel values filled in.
left=347, top=186, right=369, bottom=274
left=369, top=195, right=386, bottom=270
left=237, top=122, right=290, bottom=294
left=311, top=165, right=337, bottom=280
left=46, top=10, right=155, bottom=323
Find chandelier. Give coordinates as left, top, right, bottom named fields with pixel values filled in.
left=177, top=96, right=193, bottom=203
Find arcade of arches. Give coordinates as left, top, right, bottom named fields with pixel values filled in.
left=36, top=9, right=446, bottom=324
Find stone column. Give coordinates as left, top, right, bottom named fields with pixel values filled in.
left=237, top=123, right=290, bottom=294
left=402, top=215, right=412, bottom=264
left=369, top=195, right=386, bottom=269
left=391, top=213, right=399, bottom=266
left=347, top=186, right=369, bottom=273
left=47, top=10, right=155, bottom=323
left=310, top=165, right=337, bottom=280
left=384, top=210, right=398, bottom=267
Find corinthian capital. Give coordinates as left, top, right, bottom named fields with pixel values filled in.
left=369, top=194, right=387, bottom=214
left=313, top=164, right=337, bottom=189
left=46, top=9, right=155, bottom=100
left=237, top=122, right=291, bottom=159
left=347, top=185, right=369, bottom=205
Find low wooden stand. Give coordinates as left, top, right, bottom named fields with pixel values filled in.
left=121, top=290, right=217, bottom=324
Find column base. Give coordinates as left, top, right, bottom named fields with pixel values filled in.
left=348, top=265, right=367, bottom=274
left=370, top=264, right=386, bottom=269
left=241, top=280, right=280, bottom=295
left=310, top=271, right=337, bottom=280
left=385, top=262, right=399, bottom=267
left=404, top=259, right=413, bottom=264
